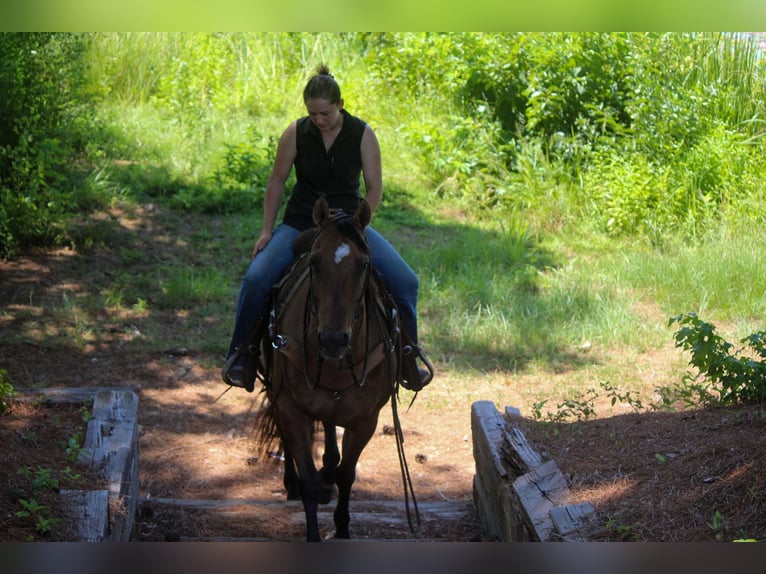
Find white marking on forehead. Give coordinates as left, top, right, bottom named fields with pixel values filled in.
left=334, top=242, right=351, bottom=264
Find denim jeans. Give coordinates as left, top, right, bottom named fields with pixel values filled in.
left=227, top=223, right=419, bottom=357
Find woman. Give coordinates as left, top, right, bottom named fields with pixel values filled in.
left=222, top=64, right=432, bottom=391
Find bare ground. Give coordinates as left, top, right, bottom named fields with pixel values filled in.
left=1, top=205, right=764, bottom=542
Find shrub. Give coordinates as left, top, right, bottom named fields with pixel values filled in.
left=0, top=33, right=91, bottom=258
left=670, top=312, right=766, bottom=404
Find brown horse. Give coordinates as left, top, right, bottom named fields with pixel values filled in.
left=255, top=196, right=416, bottom=541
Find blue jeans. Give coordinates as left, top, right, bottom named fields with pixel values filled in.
left=227, top=223, right=419, bottom=357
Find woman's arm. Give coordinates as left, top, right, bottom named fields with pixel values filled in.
left=252, top=122, right=297, bottom=258
left=360, top=125, right=382, bottom=214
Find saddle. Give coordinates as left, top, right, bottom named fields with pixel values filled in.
left=231, top=235, right=405, bottom=393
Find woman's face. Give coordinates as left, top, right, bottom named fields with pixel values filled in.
left=305, top=98, right=343, bottom=132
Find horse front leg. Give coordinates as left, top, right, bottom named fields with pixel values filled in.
left=318, top=422, right=339, bottom=505
left=275, top=409, right=323, bottom=541
left=293, top=449, right=323, bottom=541
left=333, top=416, right=378, bottom=539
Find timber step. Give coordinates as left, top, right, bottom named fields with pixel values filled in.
left=136, top=497, right=479, bottom=542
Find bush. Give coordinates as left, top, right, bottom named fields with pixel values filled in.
left=671, top=312, right=766, bottom=404
left=0, top=33, right=91, bottom=258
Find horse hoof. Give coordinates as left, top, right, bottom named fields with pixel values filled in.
left=333, top=530, right=350, bottom=539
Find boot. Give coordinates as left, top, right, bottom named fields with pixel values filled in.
left=400, top=344, right=434, bottom=392
left=222, top=348, right=255, bottom=392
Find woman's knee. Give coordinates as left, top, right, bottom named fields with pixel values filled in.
left=400, top=267, right=419, bottom=297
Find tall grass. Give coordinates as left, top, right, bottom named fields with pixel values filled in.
left=691, top=33, right=766, bottom=136
left=608, top=223, right=766, bottom=325
left=82, top=33, right=372, bottom=212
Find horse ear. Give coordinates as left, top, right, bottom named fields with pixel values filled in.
left=355, top=199, right=371, bottom=229
left=313, top=195, right=330, bottom=226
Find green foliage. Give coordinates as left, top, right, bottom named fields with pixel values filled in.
left=17, top=466, right=59, bottom=492
left=159, top=267, right=229, bottom=308
left=532, top=380, right=646, bottom=422
left=600, top=381, right=645, bottom=412
left=15, top=498, right=58, bottom=534
left=364, top=32, right=766, bottom=236
left=15, top=498, right=59, bottom=537
left=64, top=433, right=85, bottom=463
left=194, top=128, right=277, bottom=213
left=14, top=453, right=89, bottom=538
left=0, top=370, right=16, bottom=414
left=670, top=312, right=766, bottom=404
left=5, top=32, right=766, bottom=255
left=0, top=33, right=99, bottom=258
left=710, top=510, right=726, bottom=541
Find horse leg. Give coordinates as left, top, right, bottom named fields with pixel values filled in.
left=276, top=410, right=323, bottom=541
left=281, top=444, right=301, bottom=501
left=333, top=416, right=379, bottom=539
left=318, top=422, right=339, bottom=505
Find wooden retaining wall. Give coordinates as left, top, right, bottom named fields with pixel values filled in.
left=471, top=400, right=594, bottom=541
left=22, top=387, right=140, bottom=542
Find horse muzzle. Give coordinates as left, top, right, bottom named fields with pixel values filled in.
left=317, top=330, right=351, bottom=360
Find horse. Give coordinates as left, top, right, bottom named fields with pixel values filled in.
left=252, top=196, right=417, bottom=541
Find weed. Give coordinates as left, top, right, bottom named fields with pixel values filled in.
left=541, top=388, right=599, bottom=422
left=710, top=510, right=725, bottom=541
left=654, top=374, right=720, bottom=411
left=606, top=518, right=639, bottom=541
left=14, top=460, right=86, bottom=540
left=600, top=381, right=645, bottom=412
left=64, top=433, right=86, bottom=463
left=18, top=429, right=38, bottom=446
left=530, top=399, right=547, bottom=421
left=17, top=466, right=59, bottom=492
left=16, top=498, right=47, bottom=517
left=79, top=404, right=93, bottom=424
left=60, top=467, right=83, bottom=485
left=15, top=499, right=59, bottom=536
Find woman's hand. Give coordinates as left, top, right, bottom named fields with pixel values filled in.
left=252, top=231, right=272, bottom=260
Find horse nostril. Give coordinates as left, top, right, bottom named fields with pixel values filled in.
left=318, top=331, right=350, bottom=358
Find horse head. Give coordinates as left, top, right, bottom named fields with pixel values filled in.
left=309, top=196, right=372, bottom=360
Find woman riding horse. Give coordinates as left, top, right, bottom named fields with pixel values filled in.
left=222, top=64, right=432, bottom=392
left=263, top=196, right=410, bottom=540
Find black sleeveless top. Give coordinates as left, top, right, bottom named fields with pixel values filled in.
left=282, top=109, right=367, bottom=231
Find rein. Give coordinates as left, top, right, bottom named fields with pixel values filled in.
left=302, top=212, right=374, bottom=391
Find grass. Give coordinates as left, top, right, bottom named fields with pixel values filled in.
left=7, top=33, right=766, bottom=414
left=34, top=196, right=762, bottom=410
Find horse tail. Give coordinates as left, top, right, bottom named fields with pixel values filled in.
left=250, top=390, right=321, bottom=465
left=251, top=392, right=283, bottom=463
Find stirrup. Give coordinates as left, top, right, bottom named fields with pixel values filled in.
left=222, top=348, right=255, bottom=393
left=400, top=344, right=434, bottom=392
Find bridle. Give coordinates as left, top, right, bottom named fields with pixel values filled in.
left=302, top=211, right=374, bottom=390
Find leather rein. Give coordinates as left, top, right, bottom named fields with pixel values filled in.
left=302, top=212, right=377, bottom=391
